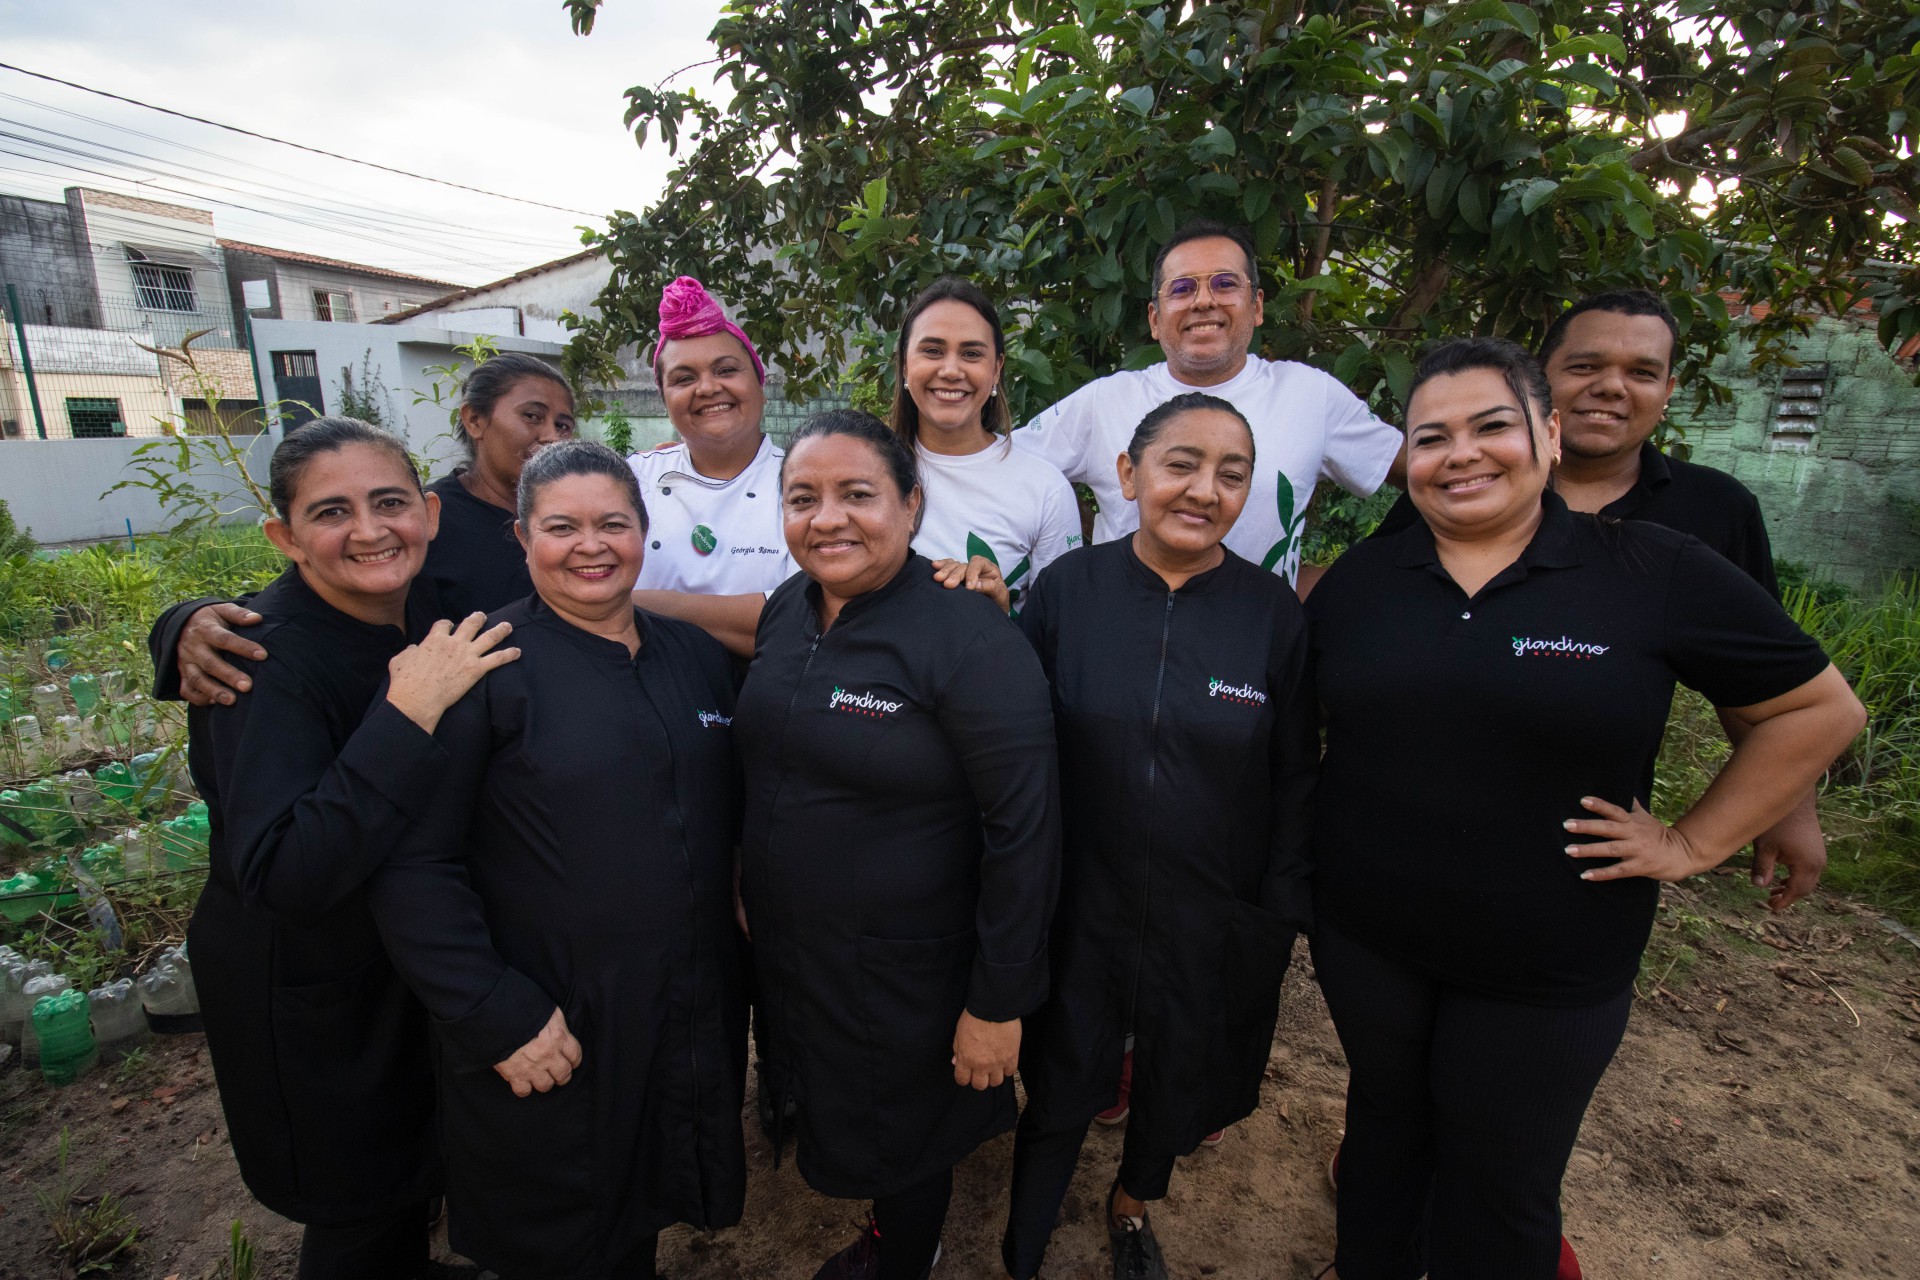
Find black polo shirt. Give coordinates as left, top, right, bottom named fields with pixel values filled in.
left=424, top=471, right=533, bottom=619
left=1308, top=491, right=1829, bottom=1006
left=1369, top=442, right=1779, bottom=596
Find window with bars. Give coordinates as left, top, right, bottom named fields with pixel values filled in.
left=131, top=262, right=198, bottom=312
left=314, top=289, right=356, bottom=323
left=65, top=397, right=126, bottom=439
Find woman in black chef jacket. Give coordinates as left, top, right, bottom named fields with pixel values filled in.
left=1306, top=338, right=1864, bottom=1280
left=187, top=416, right=521, bottom=1278
left=1002, top=392, right=1317, bottom=1280
left=151, top=351, right=577, bottom=705
left=370, top=439, right=748, bottom=1280
left=735, top=409, right=1060, bottom=1280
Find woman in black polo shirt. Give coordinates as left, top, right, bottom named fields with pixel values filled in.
left=736, top=409, right=1060, bottom=1280
left=1003, top=392, right=1316, bottom=1280
left=1306, top=338, right=1864, bottom=1280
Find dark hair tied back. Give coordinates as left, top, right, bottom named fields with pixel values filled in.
left=782, top=408, right=920, bottom=504
left=1126, top=392, right=1255, bottom=465
left=268, top=416, right=419, bottom=519
left=515, top=439, right=649, bottom=530
left=1406, top=336, right=1553, bottom=461
left=456, top=352, right=572, bottom=458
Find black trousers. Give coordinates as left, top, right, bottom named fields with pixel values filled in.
left=1000, top=1105, right=1178, bottom=1280
left=1313, top=916, right=1633, bottom=1280
left=871, top=1165, right=953, bottom=1280
left=295, top=1201, right=429, bottom=1280
left=496, top=1234, right=657, bottom=1280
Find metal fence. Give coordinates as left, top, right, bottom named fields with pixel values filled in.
left=0, top=284, right=262, bottom=442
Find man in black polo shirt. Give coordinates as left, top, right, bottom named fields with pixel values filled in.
left=1536, top=289, right=1823, bottom=910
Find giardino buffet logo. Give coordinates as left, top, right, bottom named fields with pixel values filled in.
left=830, top=687, right=905, bottom=718
left=1511, top=635, right=1611, bottom=659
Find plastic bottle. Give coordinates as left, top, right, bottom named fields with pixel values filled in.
left=87, top=978, right=148, bottom=1062
left=159, top=803, right=211, bottom=868
left=117, top=827, right=151, bottom=879
left=30, top=682, right=63, bottom=720
left=0, top=871, right=46, bottom=925
left=18, top=972, right=74, bottom=1068
left=101, top=670, right=130, bottom=699
left=0, top=953, right=30, bottom=1044
left=95, top=760, right=137, bottom=809
left=32, top=989, right=98, bottom=1084
left=67, top=673, right=100, bottom=717
left=0, top=686, right=13, bottom=720
left=10, top=713, right=41, bottom=749
left=138, top=947, right=201, bottom=1033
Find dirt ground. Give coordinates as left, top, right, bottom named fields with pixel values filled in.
left=3, top=871, right=1917, bottom=1279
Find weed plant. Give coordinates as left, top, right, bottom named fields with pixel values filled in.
left=33, top=1128, right=139, bottom=1273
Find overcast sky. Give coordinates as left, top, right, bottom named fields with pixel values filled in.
left=0, top=0, right=728, bottom=285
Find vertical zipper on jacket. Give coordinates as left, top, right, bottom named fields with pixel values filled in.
left=1128, top=591, right=1176, bottom=1023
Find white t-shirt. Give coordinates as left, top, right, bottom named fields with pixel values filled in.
left=911, top=439, right=1082, bottom=610
left=627, top=435, right=795, bottom=595
left=1013, top=356, right=1400, bottom=582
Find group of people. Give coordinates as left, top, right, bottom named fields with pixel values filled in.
left=146, top=217, right=1867, bottom=1280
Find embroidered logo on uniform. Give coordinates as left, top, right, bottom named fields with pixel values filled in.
left=830, top=686, right=904, bottom=717
left=1511, top=635, right=1610, bottom=659
left=1208, top=678, right=1268, bottom=706
left=690, top=524, right=718, bottom=556
left=697, top=710, right=732, bottom=728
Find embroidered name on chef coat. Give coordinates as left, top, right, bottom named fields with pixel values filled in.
left=829, top=687, right=905, bottom=718
left=1207, top=678, right=1269, bottom=707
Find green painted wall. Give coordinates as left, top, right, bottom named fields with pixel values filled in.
left=1673, top=315, right=1920, bottom=588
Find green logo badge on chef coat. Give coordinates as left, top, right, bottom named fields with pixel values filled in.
left=691, top=524, right=718, bottom=556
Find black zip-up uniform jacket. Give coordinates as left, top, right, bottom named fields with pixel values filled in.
left=735, top=554, right=1061, bottom=1198
left=185, top=567, right=447, bottom=1225
left=1017, top=539, right=1317, bottom=1156
left=369, top=596, right=749, bottom=1278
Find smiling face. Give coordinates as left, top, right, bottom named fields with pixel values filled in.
left=1405, top=366, right=1561, bottom=542
left=517, top=473, right=647, bottom=622
left=659, top=332, right=767, bottom=452
left=1545, top=309, right=1677, bottom=464
left=902, top=298, right=1003, bottom=449
left=1148, top=236, right=1265, bottom=386
left=1118, top=408, right=1254, bottom=563
left=263, top=442, right=438, bottom=622
left=463, top=376, right=576, bottom=489
left=780, top=432, right=921, bottom=604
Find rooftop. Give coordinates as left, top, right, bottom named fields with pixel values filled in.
left=216, top=238, right=458, bottom=288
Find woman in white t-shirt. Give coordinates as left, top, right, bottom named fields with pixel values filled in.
left=888, top=277, right=1082, bottom=614
left=626, top=276, right=794, bottom=656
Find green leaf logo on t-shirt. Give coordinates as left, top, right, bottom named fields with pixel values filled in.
left=691, top=524, right=718, bottom=556
left=1259, top=471, right=1307, bottom=574
left=966, top=532, right=999, bottom=566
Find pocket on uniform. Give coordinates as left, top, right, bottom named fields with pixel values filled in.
left=854, top=931, right=975, bottom=1150
left=269, top=953, right=434, bottom=1202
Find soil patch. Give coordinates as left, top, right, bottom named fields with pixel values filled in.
left=3, top=872, right=1916, bottom=1278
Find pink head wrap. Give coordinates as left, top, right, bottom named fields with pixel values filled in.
left=653, top=276, right=766, bottom=385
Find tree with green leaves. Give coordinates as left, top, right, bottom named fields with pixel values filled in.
left=559, top=0, right=1918, bottom=425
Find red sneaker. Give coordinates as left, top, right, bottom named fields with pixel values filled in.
left=1094, top=1049, right=1133, bottom=1125
left=1557, top=1237, right=1582, bottom=1280
left=1198, top=1128, right=1226, bottom=1148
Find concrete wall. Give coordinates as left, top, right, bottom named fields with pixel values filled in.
left=1674, top=314, right=1920, bottom=588
left=0, top=434, right=275, bottom=543
left=407, top=252, right=611, bottom=343
left=0, top=194, right=99, bottom=327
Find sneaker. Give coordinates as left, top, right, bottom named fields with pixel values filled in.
left=1198, top=1128, right=1226, bottom=1148
left=1328, top=1145, right=1341, bottom=1192
left=1105, top=1184, right=1170, bottom=1280
left=1094, top=1049, right=1134, bottom=1125
left=1557, top=1237, right=1582, bottom=1280
left=810, top=1217, right=940, bottom=1280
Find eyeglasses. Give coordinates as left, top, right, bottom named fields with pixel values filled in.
left=1160, top=272, right=1249, bottom=303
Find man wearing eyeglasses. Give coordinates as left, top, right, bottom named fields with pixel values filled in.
left=1015, top=218, right=1403, bottom=586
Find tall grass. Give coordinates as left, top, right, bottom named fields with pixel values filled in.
left=1657, top=576, right=1920, bottom=926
